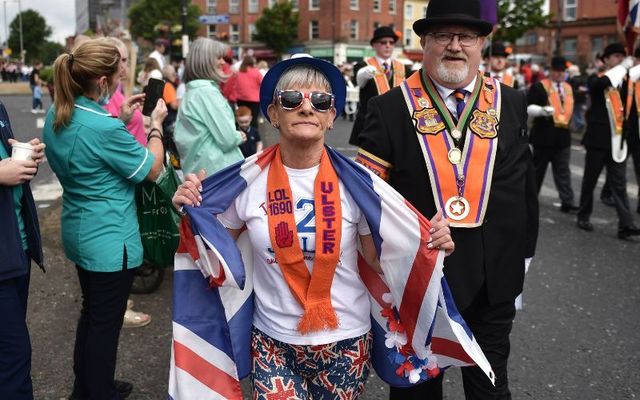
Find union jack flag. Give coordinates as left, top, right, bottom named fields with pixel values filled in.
left=618, top=0, right=640, bottom=53
left=169, top=145, right=494, bottom=399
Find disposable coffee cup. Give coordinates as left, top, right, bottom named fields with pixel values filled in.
left=11, top=142, right=33, bottom=161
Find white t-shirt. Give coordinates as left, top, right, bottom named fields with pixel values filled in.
left=218, top=164, right=372, bottom=345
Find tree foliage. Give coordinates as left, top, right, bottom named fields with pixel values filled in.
left=253, top=2, right=299, bottom=57
left=39, top=41, right=65, bottom=66
left=128, top=0, right=201, bottom=42
left=494, top=0, right=549, bottom=45
left=8, top=9, right=52, bottom=63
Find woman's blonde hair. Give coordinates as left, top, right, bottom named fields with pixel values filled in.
left=184, top=37, right=229, bottom=84
left=52, top=38, right=120, bottom=131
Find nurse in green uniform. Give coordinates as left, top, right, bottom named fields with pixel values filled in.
left=43, top=38, right=167, bottom=400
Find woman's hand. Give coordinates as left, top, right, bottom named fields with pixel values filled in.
left=150, top=98, right=168, bottom=129
left=0, top=158, right=38, bottom=186
left=8, top=138, right=46, bottom=166
left=172, top=169, right=206, bottom=210
left=428, top=210, right=454, bottom=256
left=120, top=93, right=145, bottom=125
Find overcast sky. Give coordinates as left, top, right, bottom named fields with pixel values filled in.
left=1, top=0, right=75, bottom=45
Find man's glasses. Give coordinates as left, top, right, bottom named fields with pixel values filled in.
left=428, top=32, right=481, bottom=47
left=275, top=90, right=335, bottom=112
left=376, top=39, right=395, bottom=46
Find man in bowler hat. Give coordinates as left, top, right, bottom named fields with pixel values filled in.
left=577, top=43, right=640, bottom=239
left=348, top=26, right=407, bottom=145
left=354, top=0, right=539, bottom=398
left=527, top=56, right=579, bottom=213
left=483, top=42, right=518, bottom=89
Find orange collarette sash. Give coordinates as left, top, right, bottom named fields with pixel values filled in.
left=501, top=72, right=514, bottom=87
left=365, top=57, right=405, bottom=95
left=605, top=88, right=624, bottom=136
left=400, top=71, right=501, bottom=228
left=541, top=79, right=574, bottom=128
left=266, top=147, right=342, bottom=334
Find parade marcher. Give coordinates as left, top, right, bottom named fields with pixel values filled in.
left=354, top=0, right=539, bottom=397
left=173, top=37, right=245, bottom=177
left=623, top=47, right=640, bottom=214
left=576, top=43, right=640, bottom=239
left=348, top=26, right=406, bottom=145
left=149, top=38, right=168, bottom=70
left=0, top=103, right=45, bottom=400
left=43, top=38, right=167, bottom=400
left=527, top=56, right=579, bottom=213
left=483, top=42, right=518, bottom=89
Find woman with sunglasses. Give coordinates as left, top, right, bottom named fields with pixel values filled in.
left=173, top=38, right=245, bottom=177
left=172, top=55, right=455, bottom=398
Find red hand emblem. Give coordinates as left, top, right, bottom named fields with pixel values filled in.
left=275, top=221, right=294, bottom=248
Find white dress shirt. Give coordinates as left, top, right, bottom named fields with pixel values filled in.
left=431, top=76, right=478, bottom=117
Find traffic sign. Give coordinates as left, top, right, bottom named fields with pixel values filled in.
left=198, top=15, right=230, bottom=24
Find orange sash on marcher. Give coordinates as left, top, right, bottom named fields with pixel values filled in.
left=500, top=72, right=514, bottom=87
left=266, top=147, right=342, bottom=334
left=399, top=71, right=500, bottom=228
left=365, top=57, right=405, bottom=95
left=605, top=88, right=624, bottom=135
left=541, top=79, right=574, bottom=128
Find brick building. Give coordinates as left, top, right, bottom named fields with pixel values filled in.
left=402, top=0, right=428, bottom=61
left=516, top=0, right=618, bottom=67
left=191, top=0, right=405, bottom=64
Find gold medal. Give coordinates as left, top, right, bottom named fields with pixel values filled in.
left=448, top=148, right=462, bottom=164
left=418, top=98, right=431, bottom=108
left=451, top=129, right=462, bottom=140
left=445, top=196, right=470, bottom=221
left=487, top=108, right=497, bottom=117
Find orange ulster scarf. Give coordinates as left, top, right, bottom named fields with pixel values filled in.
left=266, top=146, right=343, bottom=334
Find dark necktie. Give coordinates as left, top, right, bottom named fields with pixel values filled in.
left=556, top=82, right=564, bottom=105
left=383, top=62, right=391, bottom=80
left=453, top=89, right=468, bottom=119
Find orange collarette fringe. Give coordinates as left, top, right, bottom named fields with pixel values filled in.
left=266, top=146, right=342, bottom=334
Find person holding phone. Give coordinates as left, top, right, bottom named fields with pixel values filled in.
left=173, top=38, right=245, bottom=177
left=43, top=38, right=167, bottom=400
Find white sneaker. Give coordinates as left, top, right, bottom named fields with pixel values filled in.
left=30, top=109, right=38, bottom=114
left=38, top=109, right=45, bottom=113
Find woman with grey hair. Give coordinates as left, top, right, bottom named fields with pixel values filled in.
left=173, top=37, right=245, bottom=176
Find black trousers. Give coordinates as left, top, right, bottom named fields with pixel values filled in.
left=0, top=269, right=32, bottom=400
left=577, top=147, right=635, bottom=228
left=72, top=266, right=134, bottom=400
left=389, top=288, right=516, bottom=400
left=629, top=141, right=640, bottom=201
left=533, top=145, right=575, bottom=205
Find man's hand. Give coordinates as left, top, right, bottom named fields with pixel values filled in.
left=0, top=158, right=38, bottom=186
left=428, top=210, right=454, bottom=256
left=356, top=65, right=378, bottom=87
left=542, top=105, right=555, bottom=117
left=120, top=93, right=145, bottom=125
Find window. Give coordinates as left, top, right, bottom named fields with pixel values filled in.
left=248, top=0, right=258, bottom=13
left=526, top=32, right=537, bottom=46
left=591, top=36, right=604, bottom=59
left=389, top=0, right=396, bottom=14
left=207, top=0, right=217, bottom=14
left=229, top=0, right=240, bottom=14
left=309, top=0, right=319, bottom=10
left=350, top=0, right=358, bottom=10
left=373, top=0, right=380, bottom=12
left=207, top=25, right=217, bottom=39
left=268, top=0, right=276, bottom=7
left=562, top=37, right=577, bottom=62
left=248, top=24, right=256, bottom=41
left=350, top=20, right=358, bottom=40
left=309, top=20, right=319, bottom=40
left=230, top=24, right=240, bottom=43
left=404, top=28, right=412, bottom=47
left=291, top=0, right=299, bottom=11
left=564, top=0, right=576, bottom=21
left=405, top=3, right=413, bottom=19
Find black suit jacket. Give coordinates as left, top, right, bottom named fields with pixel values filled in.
left=527, top=81, right=572, bottom=148
left=621, top=79, right=640, bottom=149
left=348, top=60, right=410, bottom=145
left=357, top=80, right=539, bottom=310
left=583, top=73, right=614, bottom=150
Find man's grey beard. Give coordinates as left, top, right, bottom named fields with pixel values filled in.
left=435, top=60, right=469, bottom=85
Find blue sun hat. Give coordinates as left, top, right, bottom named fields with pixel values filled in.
left=260, top=54, right=346, bottom=122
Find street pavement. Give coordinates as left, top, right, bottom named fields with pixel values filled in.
left=2, top=94, right=639, bottom=399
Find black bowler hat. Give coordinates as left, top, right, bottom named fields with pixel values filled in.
left=600, top=43, right=626, bottom=60
left=413, top=0, right=493, bottom=37
left=370, top=26, right=399, bottom=45
left=550, top=56, right=567, bottom=71
left=483, top=42, right=511, bottom=58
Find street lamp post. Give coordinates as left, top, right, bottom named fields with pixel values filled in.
left=555, top=0, right=562, bottom=56
left=3, top=0, right=24, bottom=62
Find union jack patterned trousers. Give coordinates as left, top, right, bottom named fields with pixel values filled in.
left=251, top=327, right=372, bottom=399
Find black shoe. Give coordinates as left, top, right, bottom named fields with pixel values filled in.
left=560, top=203, right=580, bottom=213
left=601, top=196, right=616, bottom=207
left=115, top=380, right=133, bottom=398
left=618, top=226, right=640, bottom=239
left=577, top=220, right=594, bottom=231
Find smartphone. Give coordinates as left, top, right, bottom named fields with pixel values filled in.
left=142, top=78, right=166, bottom=116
